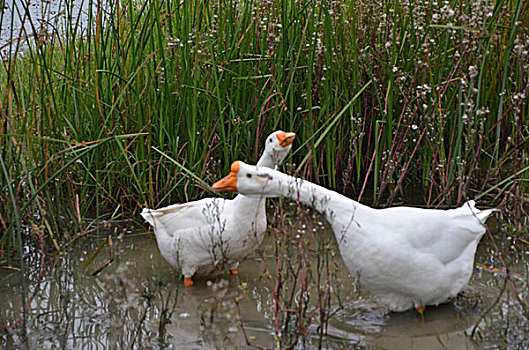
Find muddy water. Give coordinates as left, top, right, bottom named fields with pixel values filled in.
left=0, top=213, right=527, bottom=349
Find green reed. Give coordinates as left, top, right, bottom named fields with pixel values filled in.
left=0, top=0, right=528, bottom=263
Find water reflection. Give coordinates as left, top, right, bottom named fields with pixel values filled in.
left=0, top=214, right=527, bottom=349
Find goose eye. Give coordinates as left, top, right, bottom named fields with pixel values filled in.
left=246, top=173, right=252, bottom=178
left=268, top=138, right=272, bottom=143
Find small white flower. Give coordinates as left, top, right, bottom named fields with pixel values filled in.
left=468, top=65, right=478, bottom=79
left=476, top=107, right=490, bottom=116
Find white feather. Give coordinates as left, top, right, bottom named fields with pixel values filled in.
left=228, top=162, right=497, bottom=311
left=141, top=131, right=294, bottom=280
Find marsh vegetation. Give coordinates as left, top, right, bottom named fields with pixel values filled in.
left=0, top=0, right=528, bottom=348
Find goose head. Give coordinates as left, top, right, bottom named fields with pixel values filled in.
left=259, top=130, right=296, bottom=168
left=212, top=161, right=278, bottom=198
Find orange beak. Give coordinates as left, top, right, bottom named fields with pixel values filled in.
left=212, top=161, right=240, bottom=192
left=275, top=131, right=296, bottom=148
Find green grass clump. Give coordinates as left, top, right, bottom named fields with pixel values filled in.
left=0, top=0, right=528, bottom=261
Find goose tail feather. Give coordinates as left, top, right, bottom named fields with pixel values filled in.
left=475, top=208, right=499, bottom=224
left=448, top=200, right=498, bottom=234
left=462, top=200, right=498, bottom=224
left=141, top=208, right=156, bottom=226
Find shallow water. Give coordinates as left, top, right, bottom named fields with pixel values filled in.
left=0, top=211, right=528, bottom=349
left=0, top=0, right=106, bottom=56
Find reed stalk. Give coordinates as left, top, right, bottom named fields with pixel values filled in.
left=0, top=0, right=527, bottom=262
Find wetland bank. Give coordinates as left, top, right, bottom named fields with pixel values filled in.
left=1, top=0, right=528, bottom=348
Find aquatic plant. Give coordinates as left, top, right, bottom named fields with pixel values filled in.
left=0, top=0, right=527, bottom=345
left=1, top=0, right=527, bottom=254
left=239, top=201, right=346, bottom=348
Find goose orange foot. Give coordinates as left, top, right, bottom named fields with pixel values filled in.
left=415, top=305, right=426, bottom=321
left=229, top=269, right=239, bottom=276
left=184, top=277, right=194, bottom=287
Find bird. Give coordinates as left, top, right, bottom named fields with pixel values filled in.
left=212, top=161, right=496, bottom=313
left=141, top=131, right=296, bottom=287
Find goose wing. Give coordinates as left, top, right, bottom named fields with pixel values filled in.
left=364, top=200, right=495, bottom=265
left=141, top=197, right=229, bottom=236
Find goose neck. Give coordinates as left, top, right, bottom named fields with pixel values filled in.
left=256, top=153, right=274, bottom=168
left=274, top=173, right=343, bottom=214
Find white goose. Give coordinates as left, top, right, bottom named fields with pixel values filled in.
left=212, top=161, right=496, bottom=312
left=142, top=131, right=295, bottom=286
